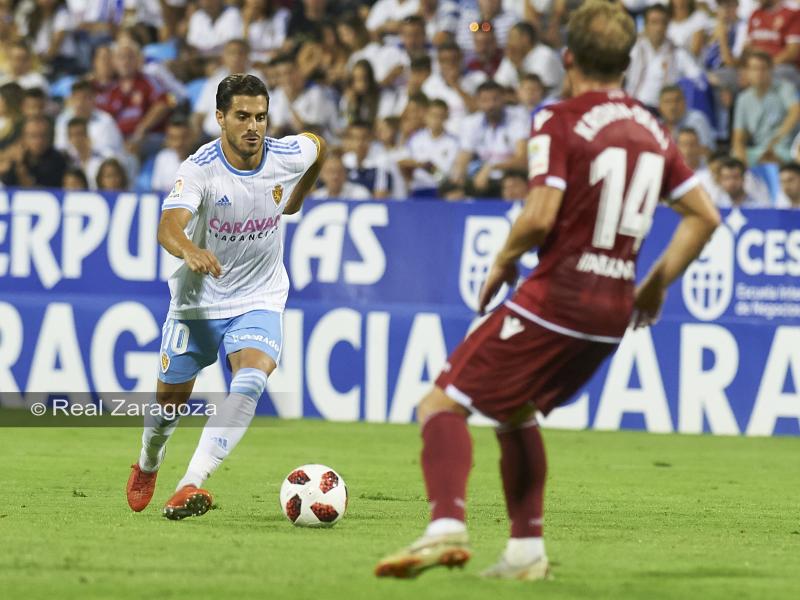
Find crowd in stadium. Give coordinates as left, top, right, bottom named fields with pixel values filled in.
left=0, top=0, right=798, bottom=207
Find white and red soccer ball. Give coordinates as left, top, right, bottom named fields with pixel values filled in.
left=279, top=464, right=348, bottom=527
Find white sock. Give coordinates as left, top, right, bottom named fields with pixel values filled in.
left=504, top=537, right=546, bottom=566
left=176, top=369, right=267, bottom=490
left=425, top=518, right=467, bottom=537
left=138, top=411, right=179, bottom=473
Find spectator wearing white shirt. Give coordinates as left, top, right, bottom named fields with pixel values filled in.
left=342, top=121, right=405, bottom=198
left=457, top=0, right=518, bottom=53
left=658, top=84, right=716, bottom=152
left=340, top=13, right=385, bottom=75
left=366, top=0, right=420, bottom=40
left=625, top=4, right=702, bottom=109
left=465, top=26, right=505, bottom=78
left=186, top=0, right=244, bottom=56
left=494, top=21, right=564, bottom=92
left=340, top=59, right=384, bottom=129
left=717, top=157, right=771, bottom=206
left=419, top=0, right=461, bottom=45
left=516, top=73, right=546, bottom=114
left=378, top=55, right=432, bottom=119
left=0, top=41, right=50, bottom=93
left=312, top=148, right=372, bottom=200
left=241, top=0, right=290, bottom=64
left=376, top=15, right=431, bottom=88
left=54, top=78, right=124, bottom=155
left=422, top=42, right=485, bottom=133
left=150, top=116, right=195, bottom=193
left=678, top=128, right=724, bottom=203
left=776, top=162, right=800, bottom=208
left=397, top=99, right=459, bottom=197
left=268, top=54, right=339, bottom=140
left=191, top=39, right=260, bottom=141
left=65, top=117, right=106, bottom=190
left=449, top=79, right=529, bottom=197
left=15, top=0, right=79, bottom=76
left=667, top=0, right=713, bottom=57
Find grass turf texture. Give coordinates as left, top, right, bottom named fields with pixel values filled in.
left=0, top=417, right=798, bottom=600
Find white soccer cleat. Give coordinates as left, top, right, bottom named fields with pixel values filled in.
left=479, top=555, right=551, bottom=581
left=374, top=531, right=471, bottom=578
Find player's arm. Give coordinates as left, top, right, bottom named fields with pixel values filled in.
left=477, top=186, right=564, bottom=314
left=158, top=208, right=221, bottom=276
left=632, top=185, right=720, bottom=328
left=284, top=132, right=327, bottom=215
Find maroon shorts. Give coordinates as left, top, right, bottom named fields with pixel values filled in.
left=435, top=305, right=618, bottom=423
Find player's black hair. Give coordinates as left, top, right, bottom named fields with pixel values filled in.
left=476, top=80, right=504, bottom=95
left=779, top=162, right=800, bottom=176
left=216, top=73, right=270, bottom=114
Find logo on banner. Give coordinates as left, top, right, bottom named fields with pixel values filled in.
left=459, top=216, right=511, bottom=312
left=682, top=225, right=735, bottom=321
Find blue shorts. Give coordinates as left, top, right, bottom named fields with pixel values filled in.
left=158, top=310, right=283, bottom=384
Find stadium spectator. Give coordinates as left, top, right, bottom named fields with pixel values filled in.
left=667, top=0, right=712, bottom=57
left=398, top=91, right=428, bottom=142
left=0, top=82, right=24, bottom=151
left=340, top=12, right=383, bottom=74
left=457, top=0, right=517, bottom=52
left=500, top=169, right=529, bottom=201
left=15, top=0, right=79, bottom=76
left=0, top=40, right=49, bottom=92
left=376, top=15, right=430, bottom=88
left=777, top=162, right=800, bottom=207
left=54, top=79, right=123, bottom=155
left=342, top=120, right=404, bottom=199
left=397, top=98, right=459, bottom=197
left=378, top=55, right=432, bottom=118
left=286, top=0, right=332, bottom=43
left=732, top=51, right=800, bottom=165
left=311, top=148, right=372, bottom=199
left=0, top=115, right=67, bottom=187
left=449, top=80, right=529, bottom=197
left=88, top=44, right=115, bottom=109
left=268, top=53, right=339, bottom=140
left=65, top=117, right=105, bottom=188
left=717, top=157, right=770, bottom=206
left=98, top=39, right=172, bottom=156
left=494, top=22, right=564, bottom=92
left=703, top=0, right=747, bottom=74
left=746, top=0, right=800, bottom=84
left=625, top=4, right=702, bottom=109
left=61, top=165, right=88, bottom=190
left=516, top=73, right=546, bottom=114
left=465, top=27, right=504, bottom=78
left=422, top=42, right=484, bottom=132
left=296, top=21, right=349, bottom=88
left=365, top=0, right=421, bottom=40
left=659, top=85, right=716, bottom=152
left=20, top=86, right=47, bottom=120
left=150, top=115, right=194, bottom=193
left=192, top=39, right=259, bottom=141
left=339, top=59, right=382, bottom=129
left=242, top=0, right=290, bottom=64
left=419, top=0, right=460, bottom=45
left=186, top=0, right=244, bottom=57
left=95, top=157, right=129, bottom=191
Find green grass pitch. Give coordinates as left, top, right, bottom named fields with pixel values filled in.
left=1, top=417, right=798, bottom=600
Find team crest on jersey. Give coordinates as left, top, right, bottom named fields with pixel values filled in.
left=160, top=352, right=170, bottom=373
left=167, top=178, right=184, bottom=200
left=272, top=184, right=283, bottom=205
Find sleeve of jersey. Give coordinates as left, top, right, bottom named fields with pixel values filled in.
left=162, top=161, right=204, bottom=214
left=527, top=109, right=568, bottom=191
left=294, top=133, right=322, bottom=172
left=662, top=140, right=699, bottom=203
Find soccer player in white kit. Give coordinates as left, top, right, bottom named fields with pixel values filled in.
left=125, top=74, right=326, bottom=519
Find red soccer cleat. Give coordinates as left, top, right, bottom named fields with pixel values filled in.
left=162, top=485, right=213, bottom=520
left=126, top=464, right=158, bottom=512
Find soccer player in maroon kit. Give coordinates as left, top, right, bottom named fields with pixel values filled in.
left=375, top=0, right=721, bottom=582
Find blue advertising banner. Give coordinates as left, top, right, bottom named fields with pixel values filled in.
left=1, top=189, right=798, bottom=435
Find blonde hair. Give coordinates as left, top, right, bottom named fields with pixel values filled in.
left=567, top=0, right=637, bottom=82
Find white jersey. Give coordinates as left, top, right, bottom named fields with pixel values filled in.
left=162, top=135, right=319, bottom=319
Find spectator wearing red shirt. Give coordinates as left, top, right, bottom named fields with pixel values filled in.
left=747, top=0, right=800, bottom=83
left=465, top=28, right=504, bottom=78
left=97, top=40, right=172, bottom=157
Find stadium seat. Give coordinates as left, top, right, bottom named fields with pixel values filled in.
left=186, top=78, right=208, bottom=112
left=143, top=39, right=178, bottom=64
left=749, top=163, right=781, bottom=204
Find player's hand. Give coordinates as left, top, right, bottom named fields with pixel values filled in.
left=631, top=280, right=666, bottom=329
left=478, top=261, right=517, bottom=315
left=182, top=246, right=222, bottom=277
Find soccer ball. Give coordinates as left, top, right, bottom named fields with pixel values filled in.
left=279, top=464, right=348, bottom=527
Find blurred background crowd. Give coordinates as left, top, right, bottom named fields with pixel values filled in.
left=0, top=0, right=798, bottom=207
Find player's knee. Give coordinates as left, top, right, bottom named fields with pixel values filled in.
left=417, top=386, right=468, bottom=424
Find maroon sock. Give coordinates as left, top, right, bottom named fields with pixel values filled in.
left=421, top=411, right=472, bottom=522
left=496, top=421, right=547, bottom=537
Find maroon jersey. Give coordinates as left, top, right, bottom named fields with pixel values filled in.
left=748, top=4, right=800, bottom=67
left=96, top=73, right=168, bottom=137
left=513, top=89, right=696, bottom=341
